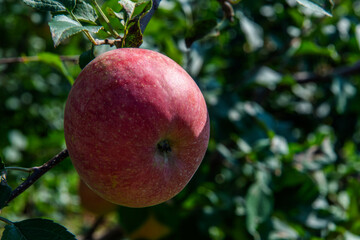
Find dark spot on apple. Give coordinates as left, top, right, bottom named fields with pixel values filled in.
left=157, top=140, right=172, bottom=153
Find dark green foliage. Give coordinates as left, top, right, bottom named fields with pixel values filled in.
left=78, top=49, right=95, bottom=69
left=185, top=19, right=218, bottom=48
left=0, top=185, right=12, bottom=210
left=2, top=0, right=360, bottom=239
left=2, top=219, right=76, bottom=240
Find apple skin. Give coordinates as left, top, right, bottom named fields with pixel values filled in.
left=64, top=48, right=210, bottom=208
left=78, top=179, right=117, bottom=216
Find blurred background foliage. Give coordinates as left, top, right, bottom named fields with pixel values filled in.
left=2, top=0, right=360, bottom=239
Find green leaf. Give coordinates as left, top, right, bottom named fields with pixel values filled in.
left=331, top=76, right=356, bottom=114
left=2, top=219, right=76, bottom=240
left=119, top=0, right=136, bottom=20
left=1, top=224, right=24, bottom=240
left=37, top=52, right=74, bottom=85
left=0, top=184, right=12, bottom=209
left=133, top=0, right=152, bottom=19
left=270, top=218, right=299, bottom=240
left=270, top=135, right=289, bottom=155
left=238, top=11, right=264, bottom=52
left=251, top=66, right=282, bottom=90
left=100, top=0, right=151, bottom=38
left=73, top=0, right=98, bottom=24
left=124, top=21, right=143, bottom=48
left=185, top=19, right=218, bottom=48
left=344, top=231, right=360, bottom=240
left=79, top=49, right=95, bottom=69
left=48, top=15, right=102, bottom=47
left=97, top=0, right=124, bottom=38
left=245, top=183, right=273, bottom=237
left=22, top=0, right=76, bottom=12
left=292, top=40, right=339, bottom=61
left=105, top=7, right=125, bottom=32
left=296, top=0, right=334, bottom=17
left=273, top=167, right=319, bottom=207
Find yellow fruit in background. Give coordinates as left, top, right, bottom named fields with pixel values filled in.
left=128, top=214, right=171, bottom=240
left=78, top=179, right=117, bottom=216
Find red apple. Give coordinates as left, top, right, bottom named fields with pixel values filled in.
left=64, top=48, right=210, bottom=208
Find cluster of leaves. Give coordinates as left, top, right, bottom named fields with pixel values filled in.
left=22, top=0, right=152, bottom=49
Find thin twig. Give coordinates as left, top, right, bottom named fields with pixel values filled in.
left=0, top=216, right=13, bottom=225
left=294, top=61, right=360, bottom=84
left=5, top=149, right=69, bottom=205
left=5, top=167, right=34, bottom=173
left=0, top=56, right=79, bottom=64
left=94, top=39, right=123, bottom=48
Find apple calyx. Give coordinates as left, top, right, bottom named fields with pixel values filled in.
left=157, top=140, right=172, bottom=154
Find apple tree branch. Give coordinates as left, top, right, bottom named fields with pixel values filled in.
left=294, top=60, right=360, bottom=84
left=5, top=149, right=69, bottom=205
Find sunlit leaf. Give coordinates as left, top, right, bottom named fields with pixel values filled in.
left=106, top=8, right=125, bottom=32
left=296, top=0, right=334, bottom=16
left=331, top=76, right=356, bottom=114
left=251, top=66, right=282, bottom=90
left=246, top=183, right=273, bottom=237
left=119, top=0, right=136, bottom=20
left=238, top=11, right=264, bottom=51
left=270, top=218, right=299, bottom=240
left=22, top=0, right=75, bottom=12
left=133, top=0, right=152, bottom=19
left=48, top=15, right=102, bottom=47
left=37, top=52, right=74, bottom=85
left=292, top=40, right=339, bottom=61
left=73, top=0, right=98, bottom=23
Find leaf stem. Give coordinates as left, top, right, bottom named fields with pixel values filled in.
left=0, top=216, right=13, bottom=225
left=5, top=167, right=34, bottom=173
left=90, top=0, right=120, bottom=38
left=68, top=11, right=99, bottom=45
